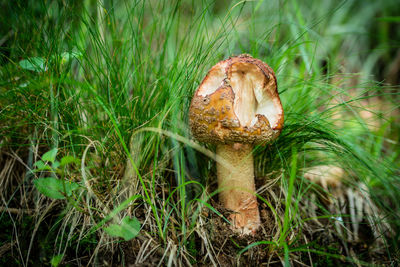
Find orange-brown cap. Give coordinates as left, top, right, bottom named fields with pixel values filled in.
left=189, top=54, right=284, bottom=144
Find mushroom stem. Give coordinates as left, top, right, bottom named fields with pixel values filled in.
left=216, top=143, right=260, bottom=235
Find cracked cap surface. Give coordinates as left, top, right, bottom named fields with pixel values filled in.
left=189, top=54, right=284, bottom=144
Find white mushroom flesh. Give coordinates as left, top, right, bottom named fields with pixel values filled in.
left=198, top=61, right=280, bottom=129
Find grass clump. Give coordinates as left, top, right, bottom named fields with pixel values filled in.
left=0, top=0, right=399, bottom=265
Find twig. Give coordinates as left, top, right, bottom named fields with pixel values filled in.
left=0, top=207, right=34, bottom=215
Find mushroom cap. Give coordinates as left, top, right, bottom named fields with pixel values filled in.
left=189, top=54, right=284, bottom=144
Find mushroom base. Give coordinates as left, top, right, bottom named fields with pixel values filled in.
left=216, top=143, right=260, bottom=235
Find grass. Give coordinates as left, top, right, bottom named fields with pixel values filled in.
left=1, top=0, right=399, bottom=265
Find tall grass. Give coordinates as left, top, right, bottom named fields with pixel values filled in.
left=0, top=0, right=399, bottom=265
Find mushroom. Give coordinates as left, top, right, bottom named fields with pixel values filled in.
left=189, top=54, right=284, bottom=235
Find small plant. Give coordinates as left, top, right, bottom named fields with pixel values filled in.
left=18, top=51, right=82, bottom=74
left=33, top=148, right=141, bottom=242
left=19, top=57, right=47, bottom=72
left=104, top=216, right=141, bottom=241
left=33, top=148, right=81, bottom=200
left=50, top=254, right=63, bottom=267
